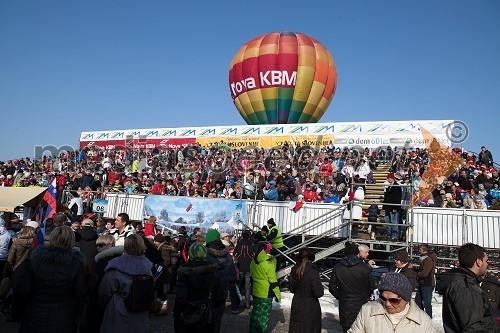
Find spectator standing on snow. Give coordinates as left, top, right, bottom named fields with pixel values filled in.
left=288, top=247, right=323, bottom=333
left=329, top=242, right=375, bottom=333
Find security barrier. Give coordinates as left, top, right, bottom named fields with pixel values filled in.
left=412, top=207, right=500, bottom=250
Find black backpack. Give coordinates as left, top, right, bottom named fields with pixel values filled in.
left=124, top=274, right=155, bottom=313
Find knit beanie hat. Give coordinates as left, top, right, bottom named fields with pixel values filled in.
left=205, top=229, right=220, bottom=244
left=154, top=234, right=165, bottom=243
left=188, top=243, right=208, bottom=261
left=378, top=272, right=412, bottom=302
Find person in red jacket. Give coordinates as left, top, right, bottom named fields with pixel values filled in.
left=151, top=179, right=166, bottom=195
left=303, top=184, right=319, bottom=202
left=144, top=216, right=157, bottom=239
left=56, top=172, right=67, bottom=202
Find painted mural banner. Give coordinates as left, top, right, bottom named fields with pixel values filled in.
left=144, top=195, right=246, bottom=234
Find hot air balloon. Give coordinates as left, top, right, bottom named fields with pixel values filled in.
left=229, top=31, right=337, bottom=125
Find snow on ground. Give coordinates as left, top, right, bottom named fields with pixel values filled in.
left=274, top=290, right=446, bottom=333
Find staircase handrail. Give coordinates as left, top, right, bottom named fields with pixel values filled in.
left=281, top=203, right=347, bottom=240
left=276, top=239, right=348, bottom=279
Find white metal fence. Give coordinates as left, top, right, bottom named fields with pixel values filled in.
left=412, top=207, right=500, bottom=249
left=104, top=193, right=146, bottom=222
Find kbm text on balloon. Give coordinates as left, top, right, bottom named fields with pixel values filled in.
left=230, top=70, right=297, bottom=98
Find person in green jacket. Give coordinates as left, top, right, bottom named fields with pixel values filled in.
left=249, top=242, right=281, bottom=333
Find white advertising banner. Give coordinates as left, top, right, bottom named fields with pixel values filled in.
left=80, top=120, right=454, bottom=148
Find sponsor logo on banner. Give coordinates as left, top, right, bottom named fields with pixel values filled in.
left=394, top=123, right=420, bottom=132
left=111, top=132, right=124, bottom=139
left=161, top=129, right=177, bottom=137
left=339, top=124, right=362, bottom=133
left=179, top=129, right=196, bottom=137
left=199, top=128, right=216, bottom=136
left=146, top=130, right=159, bottom=137
left=126, top=130, right=142, bottom=137
left=220, top=128, right=238, bottom=136
left=264, top=126, right=285, bottom=135
left=427, top=121, right=452, bottom=132
left=241, top=127, right=260, bottom=135
left=289, top=125, right=309, bottom=134
left=313, top=125, right=335, bottom=133
left=83, top=133, right=94, bottom=140
left=366, top=124, right=389, bottom=132
left=97, top=133, right=109, bottom=139
left=346, top=137, right=390, bottom=146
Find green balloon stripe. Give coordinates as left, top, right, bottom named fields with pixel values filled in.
left=263, top=99, right=278, bottom=124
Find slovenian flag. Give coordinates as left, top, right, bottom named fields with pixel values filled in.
left=293, top=201, right=304, bottom=213
left=288, top=200, right=304, bottom=213
left=36, top=179, right=57, bottom=247
left=186, top=203, right=193, bottom=212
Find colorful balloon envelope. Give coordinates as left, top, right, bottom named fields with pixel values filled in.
left=229, top=31, right=337, bottom=125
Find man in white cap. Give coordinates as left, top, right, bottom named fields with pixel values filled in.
left=220, top=232, right=231, bottom=246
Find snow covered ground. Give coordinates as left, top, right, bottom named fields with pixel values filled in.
left=274, top=290, right=445, bottom=333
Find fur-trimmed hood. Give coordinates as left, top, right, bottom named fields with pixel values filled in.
left=12, top=236, right=34, bottom=248
left=206, top=245, right=230, bottom=258
left=31, top=246, right=85, bottom=265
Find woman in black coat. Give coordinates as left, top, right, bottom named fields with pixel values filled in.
left=289, top=247, right=324, bottom=333
left=19, top=226, right=86, bottom=333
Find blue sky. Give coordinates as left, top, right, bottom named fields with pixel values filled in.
left=1, top=1, right=499, bottom=162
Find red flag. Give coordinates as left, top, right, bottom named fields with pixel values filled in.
left=186, top=203, right=193, bottom=212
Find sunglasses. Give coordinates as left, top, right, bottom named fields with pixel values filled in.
left=380, top=295, right=403, bottom=305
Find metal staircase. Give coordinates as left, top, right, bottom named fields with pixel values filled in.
left=269, top=174, right=414, bottom=280
left=277, top=239, right=348, bottom=278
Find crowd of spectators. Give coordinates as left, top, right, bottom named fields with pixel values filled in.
left=0, top=143, right=497, bottom=211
